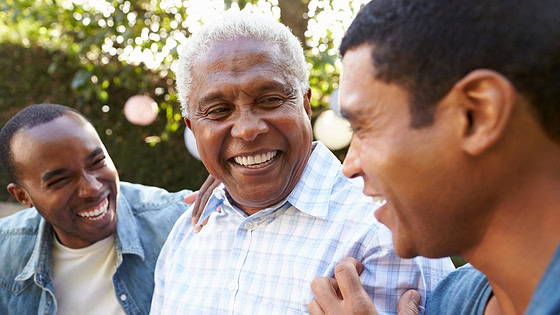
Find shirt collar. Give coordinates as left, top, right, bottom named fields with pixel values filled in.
left=286, top=141, right=340, bottom=218
left=114, top=191, right=145, bottom=261
left=15, top=216, right=52, bottom=282
left=196, top=141, right=340, bottom=225
left=15, top=187, right=145, bottom=282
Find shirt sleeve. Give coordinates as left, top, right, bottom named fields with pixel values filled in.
left=359, top=224, right=455, bottom=315
left=150, top=206, right=193, bottom=314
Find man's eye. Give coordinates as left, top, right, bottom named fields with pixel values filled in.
left=258, top=97, right=283, bottom=107
left=209, top=107, right=229, bottom=114
left=47, top=177, right=69, bottom=188
left=92, top=156, right=106, bottom=167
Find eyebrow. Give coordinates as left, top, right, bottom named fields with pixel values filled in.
left=87, top=147, right=104, bottom=160
left=42, top=168, right=67, bottom=182
left=198, top=82, right=291, bottom=107
left=198, top=93, right=226, bottom=107
left=255, top=83, right=290, bottom=94
left=41, top=147, right=103, bottom=182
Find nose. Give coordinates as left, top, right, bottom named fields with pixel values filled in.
left=342, top=136, right=363, bottom=179
left=230, top=109, right=269, bottom=141
left=78, top=173, right=103, bottom=198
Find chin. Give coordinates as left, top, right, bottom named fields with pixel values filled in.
left=394, top=244, right=420, bottom=259
left=392, top=233, right=421, bottom=259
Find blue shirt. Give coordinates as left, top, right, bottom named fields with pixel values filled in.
left=0, top=182, right=190, bottom=315
left=526, top=243, right=560, bottom=314
left=426, top=265, right=491, bottom=315
left=151, top=142, right=455, bottom=314
left=427, top=243, right=560, bottom=314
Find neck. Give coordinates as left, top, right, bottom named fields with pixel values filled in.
left=463, top=157, right=560, bottom=315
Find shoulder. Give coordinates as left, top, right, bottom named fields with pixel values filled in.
left=116, top=183, right=194, bottom=262
left=0, top=209, right=41, bottom=291
left=427, top=265, right=491, bottom=315
left=0, top=207, right=41, bottom=236
left=329, top=174, right=380, bottom=226
left=119, top=182, right=192, bottom=211
left=526, top=244, right=560, bottom=314
left=117, top=182, right=192, bottom=235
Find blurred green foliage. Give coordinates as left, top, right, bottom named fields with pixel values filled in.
left=0, top=43, right=209, bottom=201
left=0, top=0, right=364, bottom=200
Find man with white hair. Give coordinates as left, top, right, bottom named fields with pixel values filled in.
left=150, top=11, right=454, bottom=314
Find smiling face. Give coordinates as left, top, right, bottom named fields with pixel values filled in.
left=9, top=112, right=119, bottom=249
left=186, top=39, right=313, bottom=214
left=340, top=44, right=489, bottom=258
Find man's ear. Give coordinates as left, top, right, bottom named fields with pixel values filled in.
left=453, top=69, right=516, bottom=156
left=7, top=183, right=33, bottom=208
left=304, top=88, right=312, bottom=119
left=184, top=118, right=193, bottom=134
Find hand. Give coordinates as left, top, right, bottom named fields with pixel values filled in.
left=184, top=174, right=221, bottom=233
left=308, top=257, right=420, bottom=315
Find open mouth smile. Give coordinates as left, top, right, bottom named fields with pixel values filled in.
left=232, top=150, right=278, bottom=169
left=371, top=196, right=387, bottom=208
left=76, top=197, right=109, bottom=221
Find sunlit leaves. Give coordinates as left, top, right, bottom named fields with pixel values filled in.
left=0, top=0, right=364, bottom=142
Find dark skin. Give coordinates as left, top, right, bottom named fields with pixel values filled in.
left=6, top=112, right=216, bottom=244
left=185, top=39, right=313, bottom=216
left=185, top=173, right=221, bottom=233
left=310, top=43, right=560, bottom=315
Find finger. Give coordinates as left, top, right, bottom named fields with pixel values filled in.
left=191, top=175, right=218, bottom=225
left=310, top=277, right=342, bottom=312
left=398, top=290, right=420, bottom=315
left=308, top=299, right=325, bottom=315
left=339, top=257, right=364, bottom=274
left=191, top=193, right=203, bottom=226
left=193, top=217, right=209, bottom=234
left=333, top=257, right=366, bottom=300
left=184, top=191, right=198, bottom=205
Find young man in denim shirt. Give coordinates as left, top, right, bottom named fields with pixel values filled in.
left=0, top=104, right=211, bottom=314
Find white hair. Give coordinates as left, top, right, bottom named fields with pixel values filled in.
left=175, top=11, right=309, bottom=118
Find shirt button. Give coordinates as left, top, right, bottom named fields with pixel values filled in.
left=227, top=282, right=236, bottom=291
left=245, top=222, right=255, bottom=230
left=120, top=294, right=127, bottom=301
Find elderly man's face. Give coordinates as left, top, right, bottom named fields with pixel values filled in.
left=9, top=112, right=119, bottom=248
left=340, top=44, right=481, bottom=258
left=186, top=39, right=312, bottom=214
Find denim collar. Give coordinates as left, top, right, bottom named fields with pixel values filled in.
left=14, top=188, right=145, bottom=283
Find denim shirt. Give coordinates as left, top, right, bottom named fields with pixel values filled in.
left=0, top=182, right=190, bottom=315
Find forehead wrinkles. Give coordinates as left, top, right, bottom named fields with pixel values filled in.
left=206, top=51, right=272, bottom=73
left=193, top=55, right=296, bottom=101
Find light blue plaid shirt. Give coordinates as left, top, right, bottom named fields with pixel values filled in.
left=151, top=142, right=454, bottom=314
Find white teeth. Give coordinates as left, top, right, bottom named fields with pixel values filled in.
left=77, top=198, right=109, bottom=220
left=233, top=151, right=277, bottom=167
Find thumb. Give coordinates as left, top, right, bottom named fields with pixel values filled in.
left=398, top=290, right=420, bottom=315
left=334, top=258, right=366, bottom=300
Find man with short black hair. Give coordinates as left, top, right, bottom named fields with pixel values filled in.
left=309, top=0, right=560, bottom=314
left=0, top=104, right=211, bottom=314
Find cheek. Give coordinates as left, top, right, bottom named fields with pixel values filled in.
left=194, top=126, right=229, bottom=172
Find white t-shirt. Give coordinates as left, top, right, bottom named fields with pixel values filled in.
left=52, top=234, right=125, bottom=315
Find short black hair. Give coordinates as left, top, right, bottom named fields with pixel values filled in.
left=340, top=0, right=560, bottom=141
left=0, top=104, right=84, bottom=183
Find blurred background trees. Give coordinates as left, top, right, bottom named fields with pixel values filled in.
left=0, top=0, right=369, bottom=200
